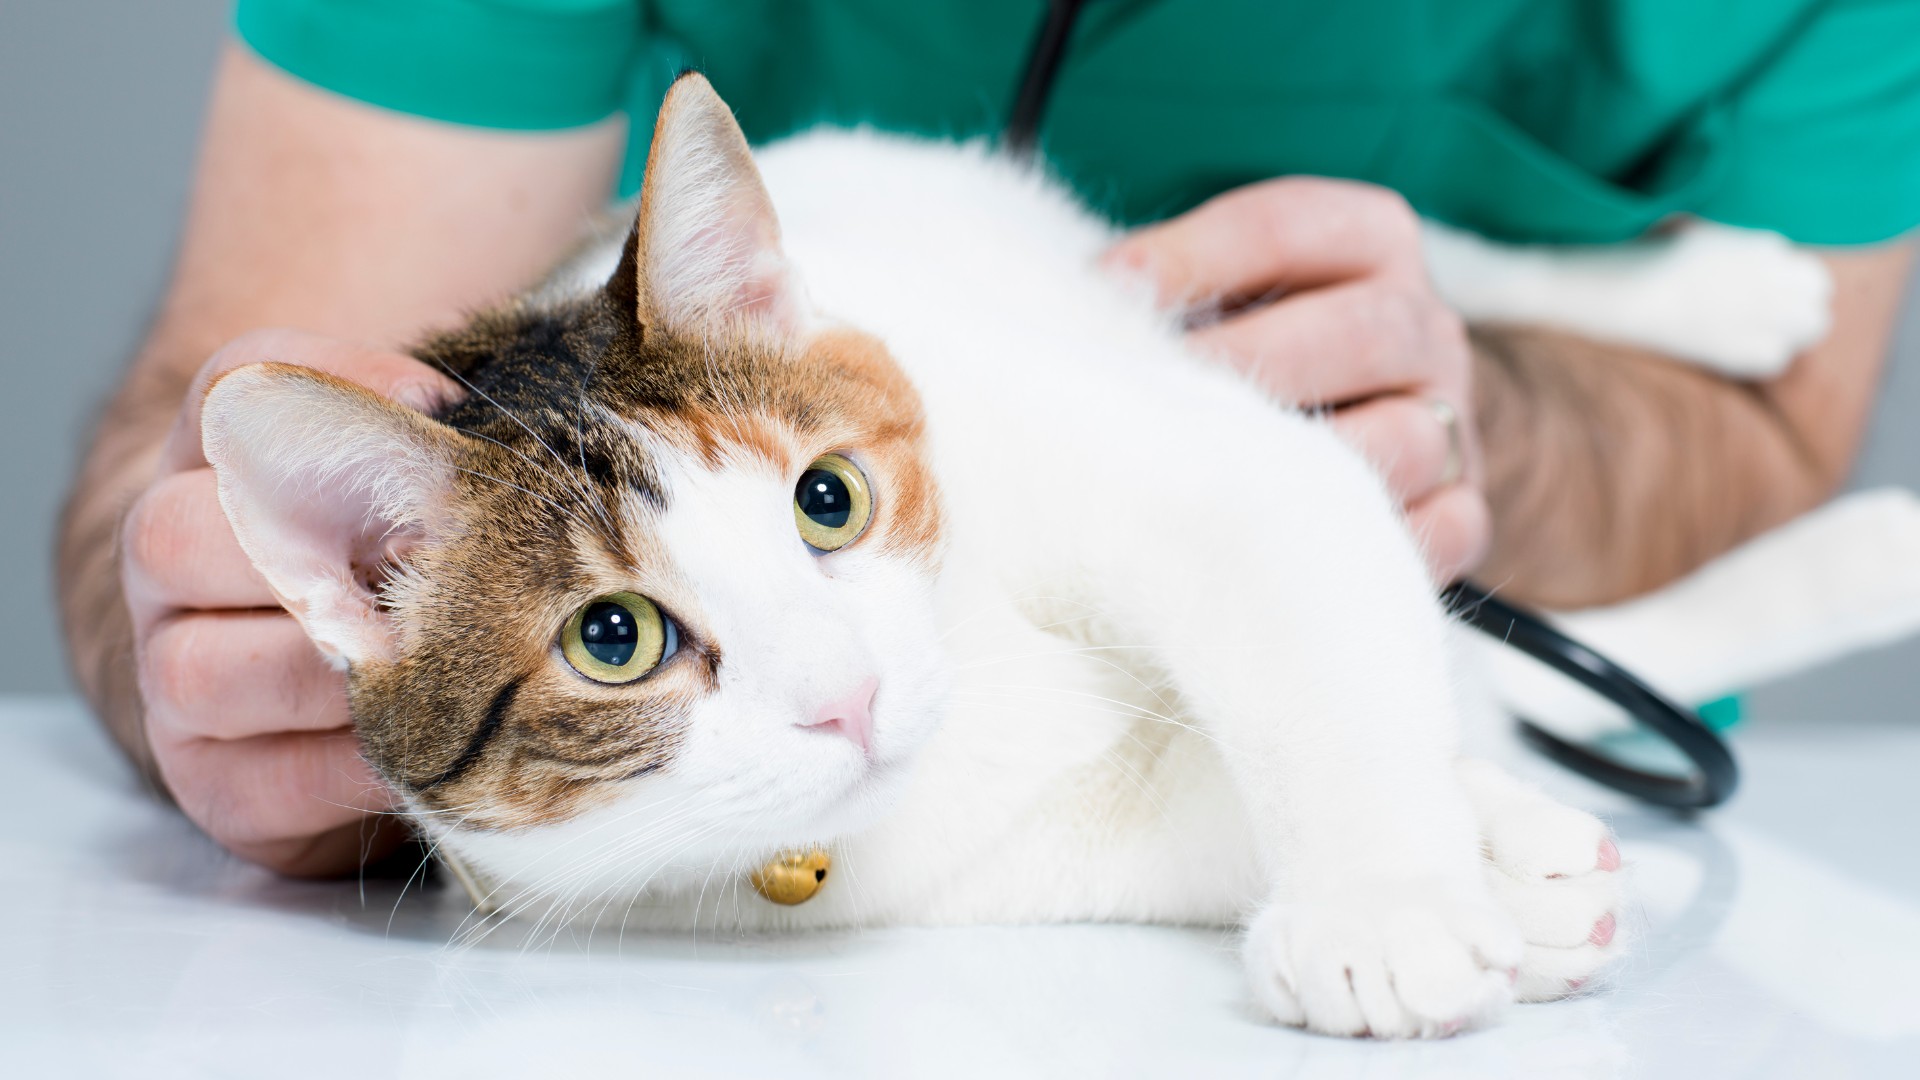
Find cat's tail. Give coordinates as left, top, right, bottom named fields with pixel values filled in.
left=1475, top=487, right=1920, bottom=739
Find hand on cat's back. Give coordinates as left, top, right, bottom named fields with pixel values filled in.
left=117, top=330, right=462, bottom=877
left=1105, top=178, right=1487, bottom=583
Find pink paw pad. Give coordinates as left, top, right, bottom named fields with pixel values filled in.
left=1596, top=838, right=1621, bottom=872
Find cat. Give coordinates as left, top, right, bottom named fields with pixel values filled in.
left=198, top=73, right=1829, bottom=1039
left=1419, top=216, right=1830, bottom=379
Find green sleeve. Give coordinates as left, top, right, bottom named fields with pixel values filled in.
left=234, top=0, right=641, bottom=130
left=1696, top=0, right=1920, bottom=245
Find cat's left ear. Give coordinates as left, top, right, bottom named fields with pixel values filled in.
left=201, top=363, right=468, bottom=668
left=615, top=72, right=805, bottom=338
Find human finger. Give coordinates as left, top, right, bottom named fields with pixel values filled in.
left=120, top=468, right=278, bottom=624
left=139, top=610, right=348, bottom=742
left=161, top=328, right=461, bottom=473
left=151, top=726, right=395, bottom=852
left=1104, top=176, right=1426, bottom=308
left=1330, top=395, right=1465, bottom=505
left=1406, top=484, right=1493, bottom=585
left=1188, top=281, right=1460, bottom=406
left=230, top=814, right=415, bottom=880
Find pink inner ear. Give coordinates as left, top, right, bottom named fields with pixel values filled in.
left=203, top=365, right=458, bottom=669
left=356, top=529, right=424, bottom=597
left=688, top=227, right=801, bottom=332
left=261, top=465, right=426, bottom=597
left=228, top=444, right=431, bottom=667
left=633, top=77, right=804, bottom=336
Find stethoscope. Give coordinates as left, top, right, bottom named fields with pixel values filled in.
left=1005, top=0, right=1739, bottom=809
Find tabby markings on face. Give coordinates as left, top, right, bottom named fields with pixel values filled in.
left=203, top=72, right=945, bottom=849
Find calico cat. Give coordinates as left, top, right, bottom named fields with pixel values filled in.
left=200, top=74, right=1821, bottom=1039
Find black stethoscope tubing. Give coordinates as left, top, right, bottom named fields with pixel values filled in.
left=1005, top=0, right=1740, bottom=809
left=1442, top=583, right=1738, bottom=808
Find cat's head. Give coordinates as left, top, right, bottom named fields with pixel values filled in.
left=201, top=74, right=948, bottom=897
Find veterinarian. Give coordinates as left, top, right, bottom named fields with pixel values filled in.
left=58, top=0, right=1920, bottom=876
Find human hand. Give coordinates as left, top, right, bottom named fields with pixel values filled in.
left=1105, top=178, right=1487, bottom=582
left=119, top=330, right=461, bottom=876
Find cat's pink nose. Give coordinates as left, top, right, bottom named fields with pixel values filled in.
left=800, top=678, right=878, bottom=753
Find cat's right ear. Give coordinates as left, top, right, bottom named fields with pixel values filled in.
left=201, top=363, right=465, bottom=668
left=612, top=72, right=803, bottom=339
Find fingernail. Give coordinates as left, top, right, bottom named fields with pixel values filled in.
left=1099, top=244, right=1143, bottom=273
left=392, top=381, right=451, bottom=412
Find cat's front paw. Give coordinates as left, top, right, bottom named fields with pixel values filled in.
left=1462, top=764, right=1626, bottom=1002
left=1242, top=883, right=1522, bottom=1038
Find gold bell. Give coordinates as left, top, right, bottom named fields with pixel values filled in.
left=749, top=848, right=832, bottom=905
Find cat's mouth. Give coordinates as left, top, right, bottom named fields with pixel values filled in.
left=793, top=755, right=914, bottom=838
left=780, top=702, right=927, bottom=823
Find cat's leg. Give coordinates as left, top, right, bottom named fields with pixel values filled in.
left=1027, top=391, right=1525, bottom=1038
left=1421, top=218, right=1831, bottom=379
left=1457, top=758, right=1625, bottom=1001
left=1197, top=551, right=1522, bottom=1038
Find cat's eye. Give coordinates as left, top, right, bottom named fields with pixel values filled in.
left=561, top=592, right=675, bottom=684
left=794, top=454, right=873, bottom=552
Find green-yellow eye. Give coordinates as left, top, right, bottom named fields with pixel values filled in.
left=561, top=592, right=673, bottom=684
left=794, top=454, right=873, bottom=552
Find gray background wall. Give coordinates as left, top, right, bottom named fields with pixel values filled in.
left=2, top=2, right=1914, bottom=725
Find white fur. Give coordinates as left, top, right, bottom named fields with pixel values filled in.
left=633, top=87, right=799, bottom=334
left=451, top=434, right=952, bottom=908
left=1422, top=217, right=1833, bottom=379
left=202, top=368, right=453, bottom=668
left=429, top=126, right=1633, bottom=1038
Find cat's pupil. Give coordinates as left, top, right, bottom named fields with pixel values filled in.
left=798, top=469, right=852, bottom=529
left=579, top=601, right=639, bottom=667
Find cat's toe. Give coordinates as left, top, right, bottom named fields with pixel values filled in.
left=1513, top=936, right=1617, bottom=1002
left=1480, top=792, right=1613, bottom=880
left=1484, top=820, right=1627, bottom=1002
left=1243, top=885, right=1521, bottom=1039
left=1459, top=760, right=1628, bottom=1002
left=1486, top=840, right=1623, bottom=941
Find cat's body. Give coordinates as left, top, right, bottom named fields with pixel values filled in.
left=202, top=76, right=1832, bottom=1038
left=462, top=130, right=1439, bottom=931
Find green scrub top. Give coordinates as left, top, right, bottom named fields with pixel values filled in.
left=237, top=0, right=1920, bottom=246
left=236, top=0, right=1920, bottom=245
left=237, top=1, right=1814, bottom=726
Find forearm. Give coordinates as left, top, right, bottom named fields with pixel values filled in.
left=1471, top=324, right=1824, bottom=607
left=1472, top=243, right=1912, bottom=607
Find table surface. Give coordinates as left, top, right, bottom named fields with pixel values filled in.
left=2, top=695, right=1915, bottom=1080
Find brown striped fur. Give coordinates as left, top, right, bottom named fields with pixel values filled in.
left=211, top=76, right=942, bottom=832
